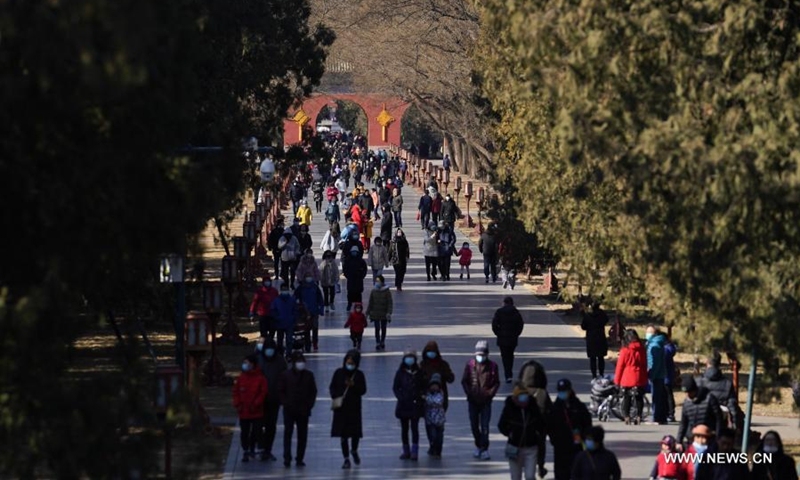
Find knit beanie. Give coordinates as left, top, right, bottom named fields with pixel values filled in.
left=474, top=340, right=489, bottom=355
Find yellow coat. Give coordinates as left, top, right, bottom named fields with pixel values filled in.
left=296, top=205, right=312, bottom=226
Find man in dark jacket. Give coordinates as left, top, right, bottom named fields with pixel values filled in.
left=461, top=340, right=500, bottom=460
left=571, top=426, right=621, bottom=480
left=491, top=296, right=525, bottom=383
left=418, top=191, right=432, bottom=230
left=549, top=379, right=592, bottom=480
left=290, top=177, right=306, bottom=215
left=698, top=353, right=740, bottom=433
left=257, top=338, right=287, bottom=461
left=479, top=223, right=499, bottom=283
left=439, top=194, right=462, bottom=225
left=267, top=217, right=286, bottom=278
left=342, top=246, right=368, bottom=312
left=677, top=374, right=724, bottom=445
left=580, top=301, right=609, bottom=378
left=278, top=352, right=317, bottom=468
left=696, top=428, right=751, bottom=480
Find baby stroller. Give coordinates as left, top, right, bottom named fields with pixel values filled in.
left=292, top=303, right=312, bottom=353
left=591, top=376, right=619, bottom=421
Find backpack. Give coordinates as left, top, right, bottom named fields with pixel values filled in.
left=279, top=237, right=298, bottom=262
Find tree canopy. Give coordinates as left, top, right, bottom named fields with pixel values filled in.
left=477, top=0, right=800, bottom=372
left=0, top=0, right=330, bottom=476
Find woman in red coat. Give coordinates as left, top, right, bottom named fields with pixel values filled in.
left=233, top=354, right=268, bottom=462
left=614, top=329, right=647, bottom=424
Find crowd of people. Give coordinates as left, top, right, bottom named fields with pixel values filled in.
left=236, top=137, right=799, bottom=479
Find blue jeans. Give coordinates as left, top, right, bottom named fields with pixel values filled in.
left=468, top=401, right=492, bottom=450
left=425, top=423, right=444, bottom=455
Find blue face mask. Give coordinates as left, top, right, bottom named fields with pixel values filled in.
left=374, top=282, right=382, bottom=289
left=557, top=391, right=569, bottom=401
left=404, top=357, right=415, bottom=367
left=693, top=442, right=708, bottom=453
left=517, top=393, right=530, bottom=404
left=426, top=351, right=437, bottom=360
left=280, top=290, right=290, bottom=296
left=346, top=364, right=356, bottom=371
left=585, top=439, right=597, bottom=451
left=305, top=277, right=313, bottom=284
left=265, top=348, right=275, bottom=357
left=241, top=362, right=251, bottom=372
left=255, top=343, right=264, bottom=351
left=645, top=333, right=654, bottom=341
left=351, top=250, right=359, bottom=257
left=263, top=281, right=271, bottom=288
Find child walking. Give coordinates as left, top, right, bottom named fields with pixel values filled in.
left=457, top=242, right=473, bottom=280
left=649, top=435, right=685, bottom=480
left=344, top=303, right=368, bottom=350
left=424, top=373, right=446, bottom=458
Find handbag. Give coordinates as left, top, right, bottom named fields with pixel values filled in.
left=331, top=386, right=349, bottom=410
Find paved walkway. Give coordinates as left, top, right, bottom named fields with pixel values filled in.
left=222, top=179, right=798, bottom=479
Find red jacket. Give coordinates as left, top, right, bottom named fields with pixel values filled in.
left=614, top=340, right=647, bottom=387
left=351, top=204, right=364, bottom=228
left=680, top=444, right=702, bottom=480
left=232, top=370, right=268, bottom=419
left=250, top=286, right=278, bottom=317
left=326, top=186, right=339, bottom=202
left=457, top=247, right=473, bottom=266
left=344, top=311, right=368, bottom=334
left=432, top=195, right=442, bottom=213
left=653, top=451, right=687, bottom=480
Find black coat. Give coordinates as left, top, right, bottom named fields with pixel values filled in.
left=696, top=446, right=751, bottom=480
left=257, top=342, right=287, bottom=405
left=571, top=448, right=621, bottom=480
left=278, top=368, right=317, bottom=417
left=440, top=199, right=460, bottom=224
left=343, top=256, right=368, bottom=293
left=479, top=231, right=498, bottom=257
left=492, top=304, right=524, bottom=348
left=498, top=396, right=546, bottom=468
left=393, top=364, right=425, bottom=419
left=380, top=214, right=393, bottom=244
left=298, top=233, right=312, bottom=252
left=580, top=309, right=608, bottom=357
left=548, top=396, right=592, bottom=447
left=751, top=451, right=798, bottom=480
left=677, top=387, right=724, bottom=443
left=390, top=237, right=410, bottom=266
left=329, top=368, right=367, bottom=438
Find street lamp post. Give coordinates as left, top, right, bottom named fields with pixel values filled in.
left=202, top=281, right=228, bottom=386
left=476, top=187, right=486, bottom=233
left=160, top=254, right=186, bottom=372
left=184, top=311, right=212, bottom=432
left=464, top=182, right=474, bottom=228
left=218, top=255, right=247, bottom=345
left=154, top=364, right=182, bottom=479
left=443, top=170, right=450, bottom=194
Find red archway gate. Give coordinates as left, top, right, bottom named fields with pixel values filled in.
left=284, top=94, right=410, bottom=150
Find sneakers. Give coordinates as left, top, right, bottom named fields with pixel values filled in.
left=352, top=451, right=361, bottom=465
left=479, top=450, right=491, bottom=461
left=324, top=306, right=329, bottom=314
left=460, top=273, right=464, bottom=279
left=330, top=304, right=335, bottom=311
left=467, top=273, right=470, bottom=279
left=342, top=459, right=351, bottom=469
left=505, top=378, right=512, bottom=384
left=242, top=452, right=250, bottom=463
left=485, top=277, right=489, bottom=284
left=261, top=452, right=276, bottom=461
left=296, top=460, right=306, bottom=467
left=473, top=448, right=482, bottom=458
left=400, top=445, right=411, bottom=460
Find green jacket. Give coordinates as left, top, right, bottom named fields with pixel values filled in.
left=365, top=286, right=393, bottom=320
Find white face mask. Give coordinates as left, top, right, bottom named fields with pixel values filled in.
left=475, top=355, right=485, bottom=363
left=295, top=362, right=306, bottom=371
left=693, top=442, right=708, bottom=453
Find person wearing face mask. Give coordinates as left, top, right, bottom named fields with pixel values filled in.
left=751, top=430, right=798, bottom=480
left=461, top=340, right=500, bottom=460
left=681, top=424, right=713, bottom=480
left=278, top=228, right=301, bottom=287
left=570, top=426, right=622, bottom=480
left=393, top=348, right=425, bottom=461
left=366, top=236, right=389, bottom=283
left=344, top=303, right=368, bottom=350
left=343, top=245, right=368, bottom=312
left=420, top=341, right=455, bottom=454
left=256, top=338, right=287, bottom=461
left=694, top=428, right=749, bottom=480
left=232, top=354, right=268, bottom=463
left=389, top=228, right=410, bottom=291
left=379, top=203, right=393, bottom=245
left=319, top=250, right=340, bottom=313
left=498, top=382, right=547, bottom=480
left=436, top=221, right=456, bottom=281
left=250, top=275, right=279, bottom=339
left=293, top=273, right=324, bottom=352
left=329, top=350, right=367, bottom=469
left=270, top=284, right=298, bottom=355
left=440, top=193, right=462, bottom=226
left=297, top=225, right=313, bottom=254
left=548, top=379, right=592, bottom=480
left=391, top=188, right=404, bottom=228
left=277, top=352, right=317, bottom=468
left=295, top=249, right=320, bottom=286
left=645, top=325, right=668, bottom=425
left=365, top=274, right=393, bottom=351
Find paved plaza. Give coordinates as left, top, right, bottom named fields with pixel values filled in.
left=222, top=182, right=798, bottom=479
